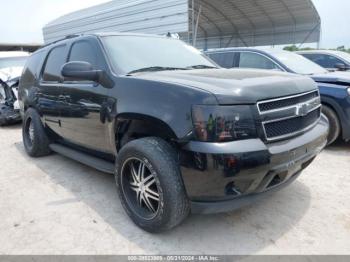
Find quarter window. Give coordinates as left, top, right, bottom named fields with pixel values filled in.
left=43, top=45, right=67, bottom=82
left=239, top=52, right=281, bottom=70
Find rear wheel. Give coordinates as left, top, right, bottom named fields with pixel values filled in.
left=322, top=105, right=341, bottom=145
left=23, top=108, right=51, bottom=157
left=115, top=137, right=190, bottom=233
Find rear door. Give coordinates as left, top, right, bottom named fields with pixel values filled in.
left=58, top=38, right=112, bottom=153
left=38, top=45, right=69, bottom=136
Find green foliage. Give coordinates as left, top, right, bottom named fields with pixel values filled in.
left=283, top=45, right=299, bottom=52
left=283, top=45, right=350, bottom=54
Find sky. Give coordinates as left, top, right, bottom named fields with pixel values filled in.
left=0, top=0, right=349, bottom=48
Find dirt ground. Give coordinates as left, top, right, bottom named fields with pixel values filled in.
left=0, top=124, right=349, bottom=255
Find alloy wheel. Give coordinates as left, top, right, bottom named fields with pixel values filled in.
left=121, top=157, right=160, bottom=219
left=28, top=120, right=35, bottom=143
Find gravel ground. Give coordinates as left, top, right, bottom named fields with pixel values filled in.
left=0, top=124, right=349, bottom=255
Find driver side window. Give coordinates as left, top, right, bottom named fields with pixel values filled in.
left=239, top=52, right=282, bottom=71
left=69, top=41, right=98, bottom=68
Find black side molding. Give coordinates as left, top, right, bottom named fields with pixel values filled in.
left=49, top=143, right=114, bottom=174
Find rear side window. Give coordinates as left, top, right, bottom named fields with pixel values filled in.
left=69, top=41, right=98, bottom=68
left=21, top=51, right=45, bottom=84
left=208, top=52, right=234, bottom=68
left=43, top=45, right=67, bottom=82
left=239, top=52, right=281, bottom=70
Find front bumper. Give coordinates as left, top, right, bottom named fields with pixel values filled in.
left=180, top=115, right=329, bottom=214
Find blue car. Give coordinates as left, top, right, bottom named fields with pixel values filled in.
left=297, top=50, right=350, bottom=72
left=206, top=48, right=350, bottom=145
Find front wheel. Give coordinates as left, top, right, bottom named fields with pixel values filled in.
left=322, top=105, right=341, bottom=145
left=115, top=137, right=190, bottom=233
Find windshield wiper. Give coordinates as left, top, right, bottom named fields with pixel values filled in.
left=127, top=66, right=187, bottom=75
left=186, top=65, right=218, bottom=70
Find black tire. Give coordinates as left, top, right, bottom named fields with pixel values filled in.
left=322, top=105, right=341, bottom=145
left=115, top=137, right=190, bottom=233
left=22, top=108, right=51, bottom=157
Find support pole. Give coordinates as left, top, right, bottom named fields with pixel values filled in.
left=193, top=5, right=202, bottom=47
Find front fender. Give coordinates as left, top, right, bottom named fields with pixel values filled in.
left=319, top=84, right=350, bottom=140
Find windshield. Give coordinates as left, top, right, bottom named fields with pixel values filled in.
left=101, top=35, right=216, bottom=74
left=0, top=57, right=27, bottom=70
left=271, top=50, right=328, bottom=75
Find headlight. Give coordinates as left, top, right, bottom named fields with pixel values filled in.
left=347, top=87, right=350, bottom=96
left=192, top=105, right=257, bottom=142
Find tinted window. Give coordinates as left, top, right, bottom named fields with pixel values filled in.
left=239, top=52, right=281, bottom=70
left=305, top=54, right=344, bottom=68
left=208, top=52, right=234, bottom=68
left=69, top=41, right=98, bottom=68
left=43, top=45, right=67, bottom=82
left=21, top=51, right=46, bottom=84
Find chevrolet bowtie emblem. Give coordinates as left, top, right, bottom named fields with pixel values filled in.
left=296, top=103, right=310, bottom=117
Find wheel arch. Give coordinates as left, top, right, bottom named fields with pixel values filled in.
left=321, top=96, right=345, bottom=139
left=114, top=112, right=180, bottom=152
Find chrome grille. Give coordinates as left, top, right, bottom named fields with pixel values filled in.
left=258, top=91, right=319, bottom=112
left=257, top=90, right=321, bottom=142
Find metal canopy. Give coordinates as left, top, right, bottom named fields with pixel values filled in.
left=187, top=0, right=321, bottom=49
left=0, top=44, right=41, bottom=52
left=43, top=0, right=321, bottom=49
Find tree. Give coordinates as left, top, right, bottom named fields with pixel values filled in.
left=283, top=45, right=315, bottom=51
left=283, top=45, right=299, bottom=51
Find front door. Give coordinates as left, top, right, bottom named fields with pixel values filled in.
left=38, top=44, right=69, bottom=136
left=59, top=38, right=113, bottom=153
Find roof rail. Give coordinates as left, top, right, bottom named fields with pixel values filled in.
left=41, top=34, right=82, bottom=49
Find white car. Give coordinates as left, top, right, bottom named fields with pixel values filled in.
left=0, top=51, right=29, bottom=81
left=0, top=52, right=29, bottom=125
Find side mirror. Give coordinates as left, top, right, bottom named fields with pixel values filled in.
left=62, top=61, right=98, bottom=81
left=61, top=61, right=114, bottom=88
left=334, top=63, right=348, bottom=71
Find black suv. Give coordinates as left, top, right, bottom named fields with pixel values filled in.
left=19, top=33, right=328, bottom=232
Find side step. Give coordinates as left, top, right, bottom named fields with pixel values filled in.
left=49, top=143, right=115, bottom=174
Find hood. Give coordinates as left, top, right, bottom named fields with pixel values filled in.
left=0, top=67, right=23, bottom=82
left=133, top=68, right=318, bottom=104
left=311, top=71, right=350, bottom=86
